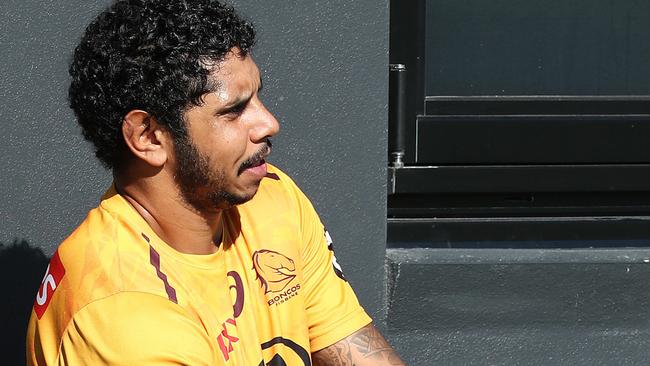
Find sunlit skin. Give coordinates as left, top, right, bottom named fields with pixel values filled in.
left=115, top=48, right=279, bottom=255
left=174, top=53, right=276, bottom=212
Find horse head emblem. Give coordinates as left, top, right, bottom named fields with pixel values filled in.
left=252, top=249, right=296, bottom=294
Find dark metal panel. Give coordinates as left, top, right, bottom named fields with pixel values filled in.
left=423, top=0, right=650, bottom=96
left=388, top=216, right=650, bottom=249
left=389, top=191, right=650, bottom=218
left=425, top=96, right=650, bottom=115
left=390, top=165, right=650, bottom=194
left=416, top=115, right=650, bottom=164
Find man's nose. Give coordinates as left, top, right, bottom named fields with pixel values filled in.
left=250, top=101, right=280, bottom=142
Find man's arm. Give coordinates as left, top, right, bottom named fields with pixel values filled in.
left=312, top=323, right=405, bottom=366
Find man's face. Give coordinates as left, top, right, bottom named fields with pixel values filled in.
left=172, top=49, right=280, bottom=212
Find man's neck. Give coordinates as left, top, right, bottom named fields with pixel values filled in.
left=115, top=172, right=223, bottom=255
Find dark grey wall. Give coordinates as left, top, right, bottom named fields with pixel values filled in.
left=1, top=0, right=389, bottom=323
left=1, top=0, right=112, bottom=254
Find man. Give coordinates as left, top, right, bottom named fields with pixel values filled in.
left=26, top=0, right=404, bottom=365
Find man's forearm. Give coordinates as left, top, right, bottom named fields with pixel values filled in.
left=312, top=324, right=405, bottom=366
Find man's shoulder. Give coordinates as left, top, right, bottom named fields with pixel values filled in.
left=52, top=198, right=159, bottom=309
left=56, top=203, right=118, bottom=270
left=57, top=196, right=126, bottom=262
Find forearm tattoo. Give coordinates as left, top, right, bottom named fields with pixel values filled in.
left=312, top=324, right=405, bottom=366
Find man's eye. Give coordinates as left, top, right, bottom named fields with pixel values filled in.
left=225, top=103, right=246, bottom=117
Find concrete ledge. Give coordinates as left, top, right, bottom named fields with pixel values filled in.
left=386, top=248, right=650, bottom=365
left=388, top=247, right=650, bottom=264
left=387, top=327, right=650, bottom=365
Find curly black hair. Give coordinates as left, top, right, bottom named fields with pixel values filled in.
left=69, top=0, right=256, bottom=169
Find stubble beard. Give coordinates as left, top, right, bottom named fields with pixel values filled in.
left=173, top=134, right=252, bottom=213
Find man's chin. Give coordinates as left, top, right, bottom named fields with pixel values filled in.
left=212, top=185, right=261, bottom=209
left=235, top=185, right=261, bottom=205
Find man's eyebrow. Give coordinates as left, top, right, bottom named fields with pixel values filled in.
left=215, top=93, right=253, bottom=115
left=214, top=79, right=263, bottom=116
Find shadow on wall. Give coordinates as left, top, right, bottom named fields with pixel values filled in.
left=0, top=240, right=49, bottom=366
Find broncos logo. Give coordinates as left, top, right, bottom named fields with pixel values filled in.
left=252, top=250, right=296, bottom=294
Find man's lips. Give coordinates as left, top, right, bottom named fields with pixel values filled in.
left=238, top=143, right=271, bottom=176
left=243, top=160, right=268, bottom=178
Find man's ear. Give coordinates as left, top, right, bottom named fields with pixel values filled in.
left=122, top=110, right=169, bottom=167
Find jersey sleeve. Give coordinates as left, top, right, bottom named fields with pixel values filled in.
left=56, top=292, right=215, bottom=365
left=285, top=177, right=372, bottom=351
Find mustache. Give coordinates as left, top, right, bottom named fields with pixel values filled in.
left=238, top=139, right=272, bottom=175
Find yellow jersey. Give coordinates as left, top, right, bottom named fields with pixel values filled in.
left=26, top=165, right=371, bottom=365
